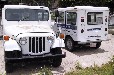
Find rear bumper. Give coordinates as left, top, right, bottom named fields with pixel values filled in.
left=78, top=40, right=102, bottom=44
left=5, top=52, right=66, bottom=62
left=78, top=38, right=110, bottom=44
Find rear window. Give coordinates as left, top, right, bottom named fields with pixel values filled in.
left=87, top=12, right=103, bottom=25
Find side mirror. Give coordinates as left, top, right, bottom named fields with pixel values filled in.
left=55, top=10, right=59, bottom=17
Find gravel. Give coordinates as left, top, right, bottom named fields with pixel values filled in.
left=0, top=34, right=114, bottom=75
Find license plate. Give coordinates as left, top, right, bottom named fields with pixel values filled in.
left=90, top=43, right=96, bottom=47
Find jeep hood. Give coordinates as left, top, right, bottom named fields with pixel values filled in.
left=4, top=24, right=54, bottom=37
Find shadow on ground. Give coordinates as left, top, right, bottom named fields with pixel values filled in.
left=71, top=47, right=108, bottom=56
left=6, top=60, right=64, bottom=75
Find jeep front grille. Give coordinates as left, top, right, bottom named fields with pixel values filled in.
left=29, top=37, right=45, bottom=53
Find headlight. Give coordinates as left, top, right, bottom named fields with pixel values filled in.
left=19, top=37, right=27, bottom=45
left=47, top=36, right=54, bottom=43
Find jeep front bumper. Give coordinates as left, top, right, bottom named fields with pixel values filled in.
left=5, top=52, right=66, bottom=62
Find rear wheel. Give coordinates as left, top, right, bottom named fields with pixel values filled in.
left=92, top=42, right=101, bottom=49
left=65, top=37, right=75, bottom=52
left=51, top=48, right=62, bottom=67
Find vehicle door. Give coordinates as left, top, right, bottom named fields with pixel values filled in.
left=85, top=10, right=108, bottom=40
left=57, top=11, right=66, bottom=36
left=65, top=11, right=77, bottom=40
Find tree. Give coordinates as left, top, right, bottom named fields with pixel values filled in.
left=59, top=0, right=112, bottom=7
left=7, top=0, right=114, bottom=11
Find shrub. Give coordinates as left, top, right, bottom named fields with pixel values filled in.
left=37, top=66, right=52, bottom=75
left=65, top=56, right=114, bottom=75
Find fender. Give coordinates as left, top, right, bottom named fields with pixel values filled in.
left=4, top=39, right=21, bottom=51
left=52, top=37, right=65, bottom=48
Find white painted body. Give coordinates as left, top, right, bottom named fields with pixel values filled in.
left=2, top=5, right=64, bottom=55
left=56, top=6, right=109, bottom=44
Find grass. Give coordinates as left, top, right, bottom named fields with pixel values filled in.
left=1, top=57, right=114, bottom=75
left=65, top=57, right=114, bottom=75
left=36, top=66, right=53, bottom=75
left=32, top=56, right=114, bottom=75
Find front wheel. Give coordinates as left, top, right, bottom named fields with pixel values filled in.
left=51, top=48, right=62, bottom=67
left=65, top=37, right=75, bottom=52
left=5, top=61, right=13, bottom=73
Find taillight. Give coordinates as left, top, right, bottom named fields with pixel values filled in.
left=81, top=29, right=84, bottom=33
left=105, top=18, right=107, bottom=22
left=105, top=28, right=107, bottom=31
left=81, top=19, right=84, bottom=22
left=81, top=17, right=84, bottom=22
left=105, top=16, right=107, bottom=22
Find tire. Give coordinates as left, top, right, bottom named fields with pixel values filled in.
left=65, top=37, right=75, bottom=52
left=51, top=48, right=62, bottom=67
left=5, top=61, right=13, bottom=73
left=93, top=42, right=101, bottom=49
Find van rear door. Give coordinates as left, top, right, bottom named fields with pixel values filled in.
left=85, top=10, right=108, bottom=41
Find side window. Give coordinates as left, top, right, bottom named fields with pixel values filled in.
left=87, top=12, right=103, bottom=25
left=58, top=12, right=64, bottom=24
left=66, top=12, right=77, bottom=25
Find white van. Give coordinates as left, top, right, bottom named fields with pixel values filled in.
left=54, top=6, right=109, bottom=51
left=1, top=5, right=66, bottom=73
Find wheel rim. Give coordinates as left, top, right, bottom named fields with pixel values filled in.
left=66, top=39, right=73, bottom=50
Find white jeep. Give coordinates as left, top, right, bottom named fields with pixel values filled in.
left=1, top=5, right=66, bottom=73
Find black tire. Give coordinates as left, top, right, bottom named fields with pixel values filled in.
left=93, top=42, right=101, bottom=49
left=51, top=48, right=62, bottom=67
left=65, top=37, right=75, bottom=52
left=5, top=61, right=13, bottom=73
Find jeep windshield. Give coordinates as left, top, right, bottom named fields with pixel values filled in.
left=5, top=9, right=49, bottom=21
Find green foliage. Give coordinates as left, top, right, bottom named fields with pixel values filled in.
left=37, top=66, right=53, bottom=75
left=59, top=0, right=112, bottom=7
left=9, top=0, right=19, bottom=4
left=0, top=73, right=6, bottom=75
left=75, top=61, right=83, bottom=70
left=8, top=0, right=112, bottom=8
left=65, top=56, right=114, bottom=75
left=51, top=11, right=56, bottom=21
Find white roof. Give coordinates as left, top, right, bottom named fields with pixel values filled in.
left=58, top=6, right=109, bottom=11
left=4, top=5, right=49, bottom=10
